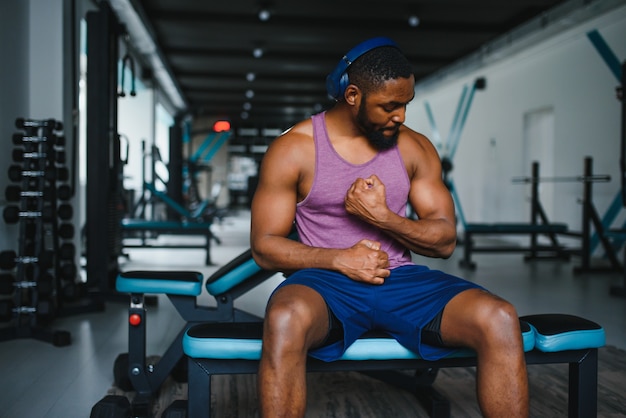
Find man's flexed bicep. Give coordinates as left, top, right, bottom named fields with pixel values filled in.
left=250, top=134, right=303, bottom=271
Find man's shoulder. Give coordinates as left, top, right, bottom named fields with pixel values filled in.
left=270, top=119, right=315, bottom=150
left=398, top=125, right=435, bottom=153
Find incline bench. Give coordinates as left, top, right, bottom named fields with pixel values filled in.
left=95, top=249, right=606, bottom=418
left=91, top=249, right=273, bottom=417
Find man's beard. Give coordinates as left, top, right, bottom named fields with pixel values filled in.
left=356, top=98, right=400, bottom=150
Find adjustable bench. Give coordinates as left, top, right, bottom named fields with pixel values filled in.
left=460, top=222, right=570, bottom=269
left=120, top=219, right=220, bottom=265
left=103, top=249, right=275, bottom=416
left=181, top=313, right=604, bottom=418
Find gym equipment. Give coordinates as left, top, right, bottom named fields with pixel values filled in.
left=459, top=161, right=570, bottom=269
left=90, top=394, right=131, bottom=418
left=98, top=245, right=606, bottom=417
left=12, top=132, right=61, bottom=146
left=122, top=183, right=221, bottom=265
left=95, top=248, right=274, bottom=414
left=3, top=206, right=55, bottom=224
left=183, top=304, right=603, bottom=417
left=0, top=275, right=54, bottom=296
left=15, top=117, right=62, bottom=130
left=326, top=37, right=399, bottom=100
left=0, top=250, right=54, bottom=270
left=121, top=219, right=217, bottom=266
left=7, top=165, right=58, bottom=182
left=1, top=116, right=73, bottom=346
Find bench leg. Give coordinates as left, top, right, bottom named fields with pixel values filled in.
left=188, top=358, right=212, bottom=418
left=459, top=231, right=476, bottom=269
left=568, top=348, right=598, bottom=418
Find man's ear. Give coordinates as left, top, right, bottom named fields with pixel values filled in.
left=344, top=84, right=360, bottom=106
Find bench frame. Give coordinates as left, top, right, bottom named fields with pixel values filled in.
left=186, top=345, right=598, bottom=418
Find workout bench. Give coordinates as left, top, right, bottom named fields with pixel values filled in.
left=120, top=219, right=219, bottom=265
left=182, top=313, right=604, bottom=418
left=460, top=222, right=569, bottom=269
left=459, top=161, right=570, bottom=269
left=97, top=249, right=274, bottom=416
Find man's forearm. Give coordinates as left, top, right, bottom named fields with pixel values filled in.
left=251, top=235, right=342, bottom=273
left=376, top=212, right=456, bottom=258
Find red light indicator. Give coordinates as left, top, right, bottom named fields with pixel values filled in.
left=213, top=120, right=231, bottom=132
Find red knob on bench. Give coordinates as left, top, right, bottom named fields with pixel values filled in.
left=129, top=313, right=142, bottom=326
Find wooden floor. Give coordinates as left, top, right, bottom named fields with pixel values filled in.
left=0, top=209, right=625, bottom=417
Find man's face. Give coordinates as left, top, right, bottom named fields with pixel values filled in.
left=354, top=76, right=415, bottom=150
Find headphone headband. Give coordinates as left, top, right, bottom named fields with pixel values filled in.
left=326, top=37, right=399, bottom=100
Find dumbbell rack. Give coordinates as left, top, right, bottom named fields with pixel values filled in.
left=0, top=118, right=71, bottom=346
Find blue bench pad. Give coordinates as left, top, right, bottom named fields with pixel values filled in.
left=521, top=314, right=605, bottom=352
left=116, top=271, right=203, bottom=296
left=206, top=258, right=263, bottom=295
left=183, top=321, right=536, bottom=361
left=465, top=223, right=568, bottom=234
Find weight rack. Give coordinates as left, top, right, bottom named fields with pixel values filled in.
left=0, top=117, right=71, bottom=346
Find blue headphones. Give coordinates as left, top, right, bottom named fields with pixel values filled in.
left=325, top=37, right=399, bottom=101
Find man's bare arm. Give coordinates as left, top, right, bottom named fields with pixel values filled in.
left=344, top=131, right=457, bottom=258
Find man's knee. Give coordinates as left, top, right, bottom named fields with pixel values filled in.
left=443, top=290, right=521, bottom=349
left=264, top=286, right=329, bottom=351
left=474, top=297, right=521, bottom=346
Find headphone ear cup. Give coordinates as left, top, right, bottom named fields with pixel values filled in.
left=326, top=74, right=339, bottom=100
left=337, top=73, right=350, bottom=100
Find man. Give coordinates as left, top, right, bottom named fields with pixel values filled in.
left=250, top=37, right=528, bottom=417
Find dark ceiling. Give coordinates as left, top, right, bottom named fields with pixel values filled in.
left=134, top=0, right=568, bottom=131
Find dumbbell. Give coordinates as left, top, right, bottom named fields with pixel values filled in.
left=15, top=117, right=62, bottom=131
left=4, top=185, right=66, bottom=202
left=12, top=149, right=47, bottom=162
left=59, top=262, right=77, bottom=280
left=12, top=149, right=66, bottom=164
left=57, top=184, right=72, bottom=201
left=12, top=133, right=59, bottom=146
left=5, top=185, right=44, bottom=202
left=7, top=165, right=58, bottom=182
left=59, top=243, right=76, bottom=260
left=58, top=204, right=73, bottom=220
left=0, top=274, right=54, bottom=297
left=0, top=299, right=57, bottom=322
left=0, top=250, right=54, bottom=270
left=58, top=223, right=75, bottom=239
left=3, top=206, right=54, bottom=224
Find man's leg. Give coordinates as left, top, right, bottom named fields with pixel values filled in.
left=440, top=288, right=529, bottom=418
left=258, top=284, right=330, bottom=418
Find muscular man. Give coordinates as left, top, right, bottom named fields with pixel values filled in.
left=250, top=37, right=528, bottom=417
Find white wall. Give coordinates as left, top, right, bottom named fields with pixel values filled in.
left=406, top=5, right=626, bottom=239
left=0, top=0, right=66, bottom=251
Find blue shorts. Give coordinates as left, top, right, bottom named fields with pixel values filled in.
left=273, top=264, right=485, bottom=361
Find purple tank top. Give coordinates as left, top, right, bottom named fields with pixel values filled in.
left=295, top=112, right=413, bottom=268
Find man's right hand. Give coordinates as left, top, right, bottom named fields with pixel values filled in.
left=334, top=239, right=390, bottom=285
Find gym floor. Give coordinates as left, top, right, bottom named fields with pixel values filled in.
left=0, top=209, right=625, bottom=417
